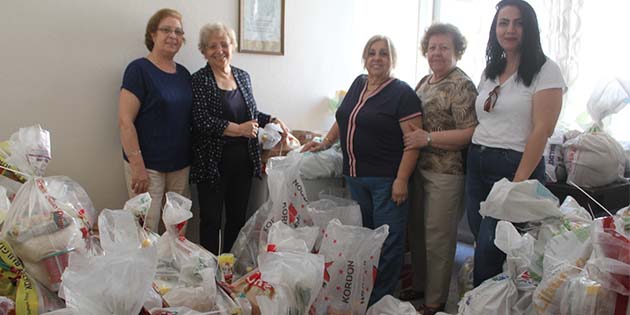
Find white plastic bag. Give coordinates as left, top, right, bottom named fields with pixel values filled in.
left=60, top=209, right=158, bottom=315
left=258, top=250, right=325, bottom=315
left=258, top=123, right=283, bottom=150
left=563, top=131, right=625, bottom=187
left=288, top=145, right=343, bottom=180
left=365, top=295, right=416, bottom=315
left=479, top=178, right=560, bottom=222
left=156, top=192, right=218, bottom=312
left=1, top=176, right=97, bottom=291
left=266, top=221, right=319, bottom=253
left=306, top=196, right=362, bottom=252
left=123, top=192, right=160, bottom=247
left=458, top=273, right=518, bottom=315
left=311, top=219, right=389, bottom=315
left=258, top=155, right=311, bottom=249
left=0, top=124, right=51, bottom=181
left=0, top=186, right=9, bottom=226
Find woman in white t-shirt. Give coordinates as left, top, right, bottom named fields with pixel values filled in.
left=465, top=0, right=566, bottom=287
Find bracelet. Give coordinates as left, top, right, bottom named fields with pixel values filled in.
left=426, top=133, right=432, bottom=147
left=128, top=149, right=142, bottom=157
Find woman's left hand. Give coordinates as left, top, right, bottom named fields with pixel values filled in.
left=403, top=124, right=429, bottom=150
left=391, top=178, right=408, bottom=206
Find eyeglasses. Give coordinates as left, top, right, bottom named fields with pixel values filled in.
left=157, top=27, right=185, bottom=37
left=484, top=85, right=500, bottom=112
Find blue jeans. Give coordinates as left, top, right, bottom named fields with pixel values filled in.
left=465, top=144, right=544, bottom=286
left=344, top=176, right=409, bottom=306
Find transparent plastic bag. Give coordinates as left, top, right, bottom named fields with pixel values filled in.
left=365, top=295, right=416, bottom=315
left=258, top=250, right=325, bottom=315
left=0, top=186, right=9, bottom=226
left=287, top=145, right=343, bottom=180
left=60, top=209, right=157, bottom=315
left=311, top=219, right=389, bottom=315
left=156, top=192, right=218, bottom=311
left=563, top=131, right=626, bottom=187
left=0, top=124, right=51, bottom=182
left=231, top=200, right=272, bottom=277
left=1, top=176, right=96, bottom=291
left=123, top=193, right=160, bottom=247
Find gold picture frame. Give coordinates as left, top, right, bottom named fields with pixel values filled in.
left=239, top=0, right=285, bottom=55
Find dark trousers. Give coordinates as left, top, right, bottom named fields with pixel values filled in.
left=197, top=142, right=253, bottom=255
left=465, top=144, right=544, bottom=287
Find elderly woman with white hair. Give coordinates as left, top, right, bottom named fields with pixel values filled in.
left=191, top=22, right=288, bottom=254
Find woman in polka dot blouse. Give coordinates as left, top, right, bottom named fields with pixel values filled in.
left=190, top=22, right=288, bottom=254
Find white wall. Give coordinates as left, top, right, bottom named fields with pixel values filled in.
left=0, top=0, right=362, bottom=210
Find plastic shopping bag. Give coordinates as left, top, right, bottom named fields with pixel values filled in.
left=155, top=192, right=218, bottom=312
left=479, top=178, right=560, bottom=223
left=1, top=176, right=97, bottom=292
left=563, top=131, right=626, bottom=188
left=0, top=186, right=9, bottom=226
left=231, top=200, right=272, bottom=277
left=266, top=221, right=319, bottom=253
left=0, top=125, right=51, bottom=183
left=123, top=192, right=160, bottom=247
left=365, top=295, right=416, bottom=315
left=311, top=219, right=389, bottom=315
left=458, top=273, right=518, bottom=315
left=258, top=155, right=311, bottom=250
left=306, top=195, right=362, bottom=252
left=287, top=145, right=343, bottom=180
left=258, top=250, right=325, bottom=315
left=60, top=209, right=158, bottom=315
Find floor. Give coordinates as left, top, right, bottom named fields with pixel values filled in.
left=410, top=242, right=475, bottom=314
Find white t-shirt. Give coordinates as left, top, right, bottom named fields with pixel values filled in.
left=472, top=58, right=567, bottom=152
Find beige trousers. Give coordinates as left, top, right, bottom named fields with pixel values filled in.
left=124, top=161, right=190, bottom=232
left=409, top=168, right=465, bottom=305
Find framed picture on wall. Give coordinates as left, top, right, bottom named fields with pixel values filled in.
left=239, top=0, right=285, bottom=55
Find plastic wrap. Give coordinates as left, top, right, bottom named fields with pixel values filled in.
left=155, top=192, right=218, bottom=312
left=1, top=176, right=96, bottom=291
left=60, top=209, right=157, bottom=315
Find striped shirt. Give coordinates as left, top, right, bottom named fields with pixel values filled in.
left=336, top=75, right=422, bottom=177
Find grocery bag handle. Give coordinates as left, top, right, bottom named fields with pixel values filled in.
left=567, top=180, right=614, bottom=217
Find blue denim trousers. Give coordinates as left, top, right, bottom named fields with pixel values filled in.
left=344, top=176, right=409, bottom=306
left=464, top=144, right=544, bottom=287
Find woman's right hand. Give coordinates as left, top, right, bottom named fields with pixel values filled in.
left=130, top=163, right=150, bottom=194
left=300, top=140, right=328, bottom=153
left=238, top=120, right=259, bottom=138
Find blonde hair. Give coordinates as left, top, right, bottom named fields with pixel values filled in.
left=361, top=35, right=397, bottom=70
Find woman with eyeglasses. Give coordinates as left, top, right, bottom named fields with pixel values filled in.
left=302, top=35, right=422, bottom=306
left=403, top=23, right=478, bottom=315
left=466, top=0, right=566, bottom=286
left=118, top=8, right=192, bottom=232
left=190, top=22, right=289, bottom=254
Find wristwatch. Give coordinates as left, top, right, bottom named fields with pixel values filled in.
left=426, top=132, right=432, bottom=147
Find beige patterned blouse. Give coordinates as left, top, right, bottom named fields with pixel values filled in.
left=415, top=67, right=478, bottom=175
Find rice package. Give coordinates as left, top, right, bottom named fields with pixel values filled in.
left=0, top=176, right=96, bottom=292
left=310, top=219, right=389, bottom=315
left=155, top=192, right=218, bottom=312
